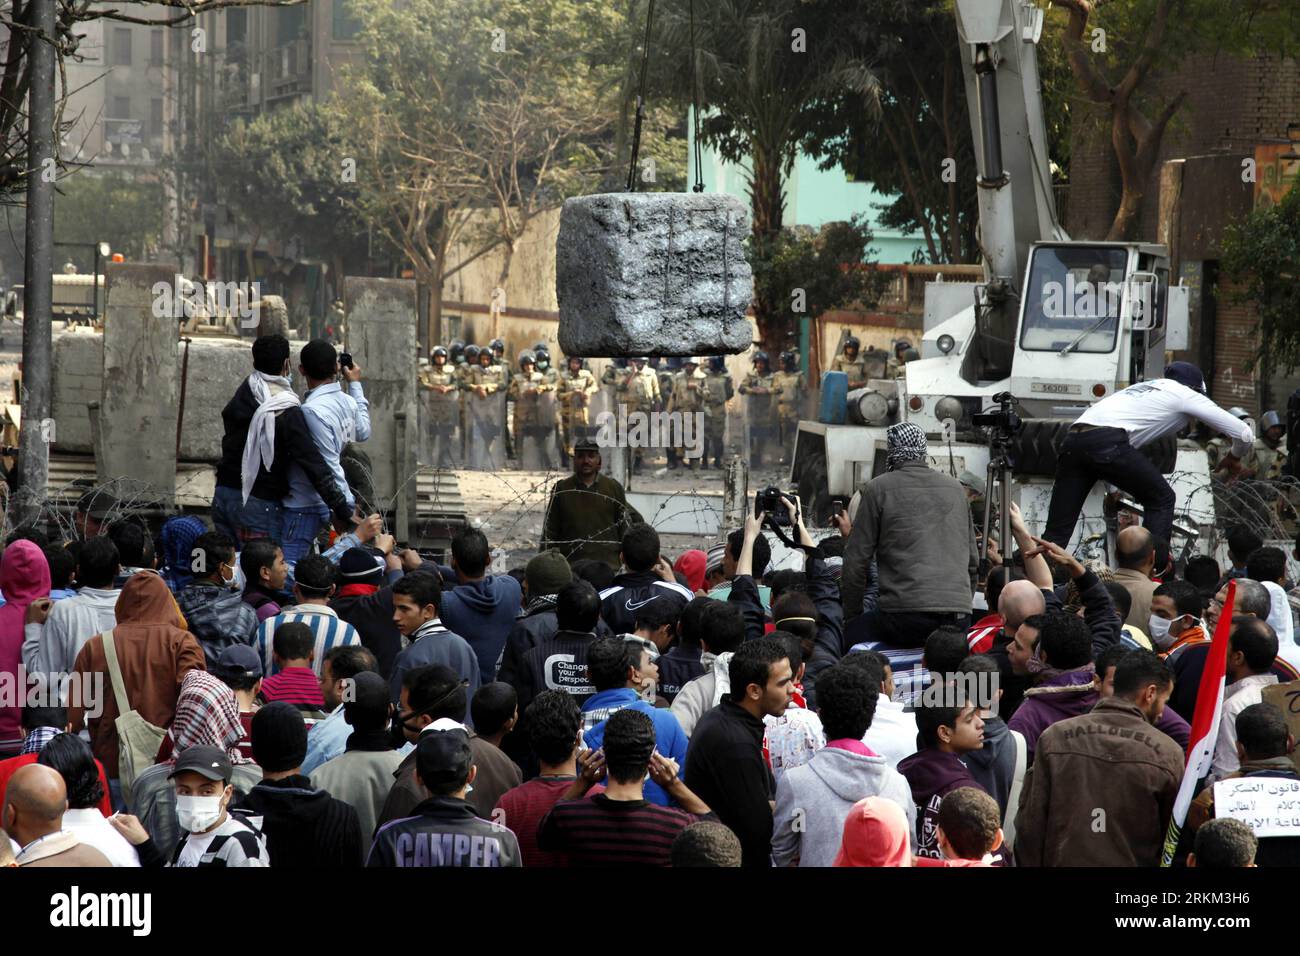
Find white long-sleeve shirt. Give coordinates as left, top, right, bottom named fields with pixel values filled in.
left=22, top=586, right=120, bottom=703
left=1077, top=378, right=1253, bottom=456
left=1210, top=672, right=1279, bottom=782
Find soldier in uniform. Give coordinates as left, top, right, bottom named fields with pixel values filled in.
left=1207, top=407, right=1252, bottom=478
left=558, top=353, right=598, bottom=467
left=617, top=356, right=661, bottom=474
left=601, top=358, right=626, bottom=386
left=1242, top=410, right=1288, bottom=481
left=508, top=351, right=554, bottom=469
left=468, top=345, right=507, bottom=469
left=886, top=338, right=913, bottom=378
left=534, top=347, right=561, bottom=467
left=653, top=357, right=679, bottom=467
left=489, top=338, right=514, bottom=459
left=702, top=355, right=733, bottom=469
left=419, top=345, right=460, bottom=468
left=772, top=350, right=806, bottom=464
left=668, top=357, right=707, bottom=471
left=830, top=335, right=867, bottom=389
left=738, top=350, right=778, bottom=469
left=457, top=343, right=479, bottom=463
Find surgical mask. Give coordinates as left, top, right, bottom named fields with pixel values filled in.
left=220, top=563, right=237, bottom=587
left=1148, top=614, right=1183, bottom=650
left=176, top=793, right=225, bottom=833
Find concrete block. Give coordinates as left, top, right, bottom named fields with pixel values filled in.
left=556, top=192, right=753, bottom=357
left=344, top=277, right=417, bottom=508
left=99, top=264, right=179, bottom=496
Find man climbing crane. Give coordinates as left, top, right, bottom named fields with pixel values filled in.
left=1042, top=362, right=1254, bottom=549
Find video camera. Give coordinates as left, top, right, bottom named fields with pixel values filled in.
left=755, top=486, right=797, bottom=526
left=971, top=391, right=1021, bottom=442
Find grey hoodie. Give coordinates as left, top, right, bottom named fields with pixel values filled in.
left=961, top=715, right=1020, bottom=818
left=771, top=745, right=916, bottom=868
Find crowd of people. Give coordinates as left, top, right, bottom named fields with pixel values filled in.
left=0, top=337, right=1296, bottom=871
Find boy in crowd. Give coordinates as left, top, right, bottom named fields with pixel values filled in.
left=915, top=787, right=1003, bottom=867
left=1188, top=819, right=1258, bottom=869
left=471, top=682, right=518, bottom=751
left=368, top=724, right=522, bottom=868
left=494, top=691, right=599, bottom=867
left=897, top=701, right=987, bottom=861
left=240, top=539, right=290, bottom=623
left=538, top=709, right=709, bottom=866
left=167, top=746, right=269, bottom=867
left=260, top=622, right=327, bottom=714
left=772, top=664, right=913, bottom=867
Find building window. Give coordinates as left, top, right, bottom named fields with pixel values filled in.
left=112, top=28, right=132, bottom=66
left=227, top=8, right=247, bottom=45
left=332, top=0, right=362, bottom=40
left=149, top=29, right=163, bottom=66
left=150, top=98, right=163, bottom=138
left=113, top=96, right=131, bottom=119
left=277, top=5, right=307, bottom=44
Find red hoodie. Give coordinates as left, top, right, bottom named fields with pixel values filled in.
left=0, top=541, right=51, bottom=744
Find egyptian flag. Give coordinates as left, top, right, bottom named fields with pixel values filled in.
left=1159, top=580, right=1234, bottom=867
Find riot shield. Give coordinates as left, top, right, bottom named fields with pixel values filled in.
left=468, top=389, right=506, bottom=471
left=743, top=392, right=775, bottom=468
left=426, top=388, right=461, bottom=469
left=521, top=389, right=560, bottom=471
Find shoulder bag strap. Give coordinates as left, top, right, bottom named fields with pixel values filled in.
left=1002, top=729, right=1028, bottom=847
left=100, top=630, right=132, bottom=716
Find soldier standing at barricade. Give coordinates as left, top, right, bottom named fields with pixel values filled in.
left=557, top=354, right=597, bottom=467
left=668, top=357, right=707, bottom=471
left=509, top=351, right=542, bottom=468
left=470, top=345, right=507, bottom=469
left=650, top=357, right=676, bottom=468
left=1241, top=410, right=1288, bottom=480
left=738, top=351, right=778, bottom=470
left=490, top=338, right=514, bottom=461
left=703, top=356, right=733, bottom=469
left=419, top=346, right=460, bottom=468
left=458, top=344, right=480, bottom=463
left=1207, top=407, right=1252, bottom=479
left=886, top=339, right=912, bottom=378
left=617, top=356, right=660, bottom=474
left=831, top=335, right=867, bottom=389
left=773, top=350, right=806, bottom=465
left=535, top=347, right=562, bottom=460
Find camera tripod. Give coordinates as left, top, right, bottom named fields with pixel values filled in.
left=979, top=433, right=1014, bottom=577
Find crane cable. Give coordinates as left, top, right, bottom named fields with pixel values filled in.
left=626, top=0, right=705, bottom=194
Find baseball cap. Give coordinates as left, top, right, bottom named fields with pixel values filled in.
left=169, top=745, right=233, bottom=783
left=574, top=438, right=600, bottom=453
left=214, top=643, right=263, bottom=681
left=415, top=723, right=473, bottom=790
left=1163, top=361, right=1206, bottom=394
left=338, top=547, right=384, bottom=584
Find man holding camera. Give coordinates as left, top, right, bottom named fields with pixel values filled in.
left=841, top=422, right=978, bottom=647
left=1042, top=362, right=1253, bottom=549
left=282, top=339, right=371, bottom=566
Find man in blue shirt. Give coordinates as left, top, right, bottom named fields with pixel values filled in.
left=581, top=635, right=689, bottom=807
left=282, top=340, right=372, bottom=565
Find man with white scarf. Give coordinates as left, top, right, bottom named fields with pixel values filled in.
left=212, top=335, right=355, bottom=547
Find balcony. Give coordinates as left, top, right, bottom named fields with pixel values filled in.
left=268, top=38, right=312, bottom=98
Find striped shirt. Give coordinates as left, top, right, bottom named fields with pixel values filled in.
left=537, top=794, right=695, bottom=867
left=259, top=666, right=326, bottom=708
left=255, top=604, right=361, bottom=677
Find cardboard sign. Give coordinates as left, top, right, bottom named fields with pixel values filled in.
left=1261, top=680, right=1300, bottom=774
left=1214, top=778, right=1300, bottom=838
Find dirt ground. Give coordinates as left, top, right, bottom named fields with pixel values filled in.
left=457, top=460, right=793, bottom=567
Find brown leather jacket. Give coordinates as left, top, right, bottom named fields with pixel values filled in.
left=1015, top=697, right=1184, bottom=866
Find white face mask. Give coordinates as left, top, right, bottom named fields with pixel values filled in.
left=220, top=563, right=237, bottom=587
left=1147, top=614, right=1183, bottom=650
left=176, top=793, right=225, bottom=833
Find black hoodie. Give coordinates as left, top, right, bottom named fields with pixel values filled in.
left=215, top=378, right=353, bottom=525
left=236, top=774, right=364, bottom=867
left=598, top=570, right=693, bottom=635
left=368, top=795, right=522, bottom=867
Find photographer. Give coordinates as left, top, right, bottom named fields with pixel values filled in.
left=730, top=493, right=845, bottom=705
left=841, top=422, right=978, bottom=648
left=1042, top=362, right=1252, bottom=548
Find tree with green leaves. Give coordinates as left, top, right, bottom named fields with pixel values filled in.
left=53, top=172, right=164, bottom=267
left=1221, top=183, right=1300, bottom=373
left=333, top=0, right=628, bottom=344
left=748, top=215, right=886, bottom=356
left=215, top=103, right=370, bottom=289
